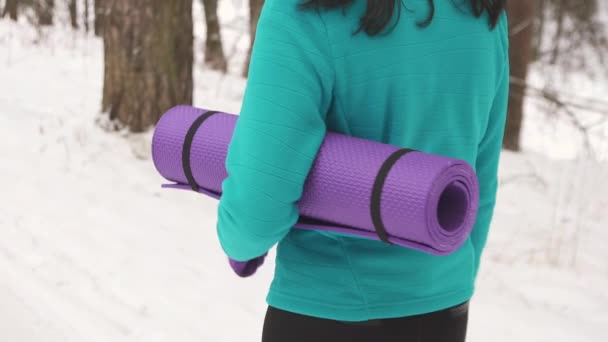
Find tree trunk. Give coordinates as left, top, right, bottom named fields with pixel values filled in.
left=35, top=0, right=54, bottom=26
left=202, top=0, right=227, bottom=72
left=69, top=0, right=78, bottom=29
left=534, top=0, right=546, bottom=61
left=101, top=0, right=193, bottom=133
left=504, top=0, right=536, bottom=151
left=1, top=0, right=18, bottom=20
left=84, top=0, right=89, bottom=32
left=94, top=0, right=104, bottom=36
left=243, top=0, right=264, bottom=78
left=550, top=0, right=566, bottom=64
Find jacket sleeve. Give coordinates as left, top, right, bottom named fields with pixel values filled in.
left=216, top=1, right=334, bottom=262
left=470, top=16, right=510, bottom=278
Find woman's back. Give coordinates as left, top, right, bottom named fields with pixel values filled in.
left=217, top=0, right=509, bottom=322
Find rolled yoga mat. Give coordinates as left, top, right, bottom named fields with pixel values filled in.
left=152, top=105, right=479, bottom=256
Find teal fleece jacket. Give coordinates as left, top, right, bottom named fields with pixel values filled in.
left=217, top=0, right=509, bottom=321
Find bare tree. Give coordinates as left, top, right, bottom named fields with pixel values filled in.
left=533, top=0, right=546, bottom=60
left=504, top=0, right=537, bottom=151
left=550, top=0, right=567, bottom=64
left=35, top=0, right=54, bottom=26
left=94, top=0, right=104, bottom=36
left=84, top=0, right=89, bottom=32
left=68, top=0, right=77, bottom=29
left=243, top=0, right=264, bottom=77
left=202, top=0, right=227, bottom=72
left=1, top=0, right=18, bottom=20
left=101, top=0, right=194, bottom=132
left=532, top=0, right=606, bottom=68
left=509, top=0, right=607, bottom=151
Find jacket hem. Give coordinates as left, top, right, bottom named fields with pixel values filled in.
left=266, top=286, right=475, bottom=322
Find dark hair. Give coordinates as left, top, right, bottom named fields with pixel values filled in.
left=299, top=0, right=506, bottom=36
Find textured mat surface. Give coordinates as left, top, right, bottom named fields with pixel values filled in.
left=152, top=105, right=479, bottom=255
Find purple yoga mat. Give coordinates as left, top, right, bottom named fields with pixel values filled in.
left=152, top=105, right=479, bottom=256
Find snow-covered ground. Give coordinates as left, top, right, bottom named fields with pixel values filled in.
left=1, top=3, right=607, bottom=342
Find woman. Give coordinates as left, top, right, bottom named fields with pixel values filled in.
left=217, top=0, right=508, bottom=341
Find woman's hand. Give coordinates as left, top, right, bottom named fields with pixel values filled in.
left=228, top=252, right=268, bottom=277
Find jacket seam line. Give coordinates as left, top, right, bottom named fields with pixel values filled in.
left=336, top=237, right=372, bottom=317
left=315, top=9, right=352, bottom=137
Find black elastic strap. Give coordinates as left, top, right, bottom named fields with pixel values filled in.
left=370, top=148, right=416, bottom=244
left=182, top=110, right=219, bottom=192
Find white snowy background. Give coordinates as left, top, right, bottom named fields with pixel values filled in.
left=0, top=1, right=607, bottom=341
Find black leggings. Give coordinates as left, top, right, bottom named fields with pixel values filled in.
left=262, top=301, right=469, bottom=342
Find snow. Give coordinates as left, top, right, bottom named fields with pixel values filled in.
left=0, top=4, right=607, bottom=342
